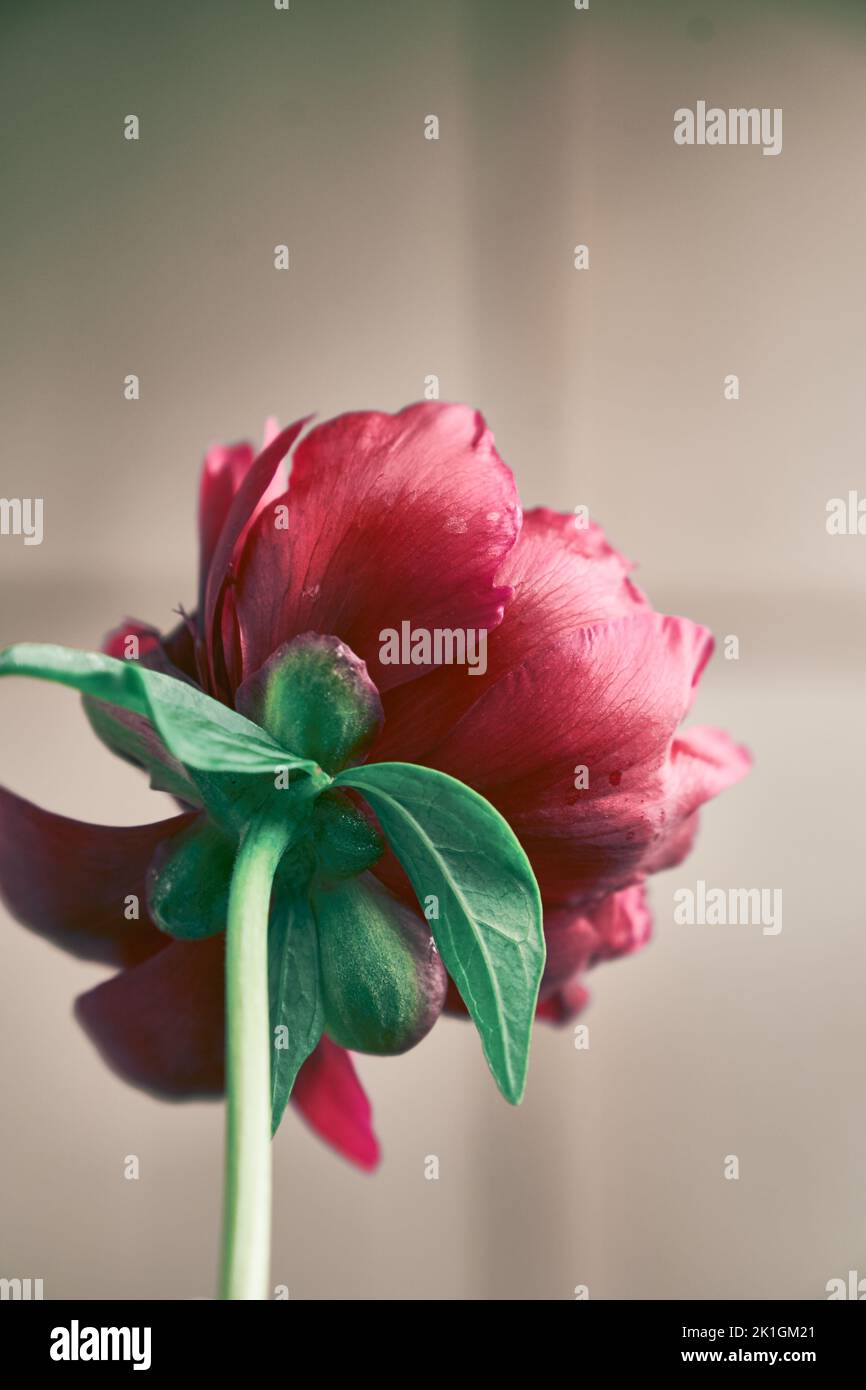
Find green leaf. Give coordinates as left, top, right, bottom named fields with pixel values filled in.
left=333, top=762, right=545, bottom=1104
left=268, top=891, right=323, bottom=1134
left=146, top=818, right=235, bottom=939
left=84, top=696, right=202, bottom=804
left=0, top=643, right=323, bottom=778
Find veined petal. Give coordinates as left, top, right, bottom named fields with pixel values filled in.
left=396, top=613, right=719, bottom=905
left=641, top=726, right=752, bottom=873
left=202, top=418, right=310, bottom=694
left=374, top=505, right=647, bottom=760
left=199, top=441, right=255, bottom=606
left=234, top=402, right=521, bottom=693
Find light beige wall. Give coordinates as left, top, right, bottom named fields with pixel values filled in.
left=1, top=0, right=864, bottom=1298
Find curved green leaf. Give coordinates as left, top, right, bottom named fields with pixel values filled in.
left=84, top=696, right=202, bottom=803
left=0, top=644, right=325, bottom=779
left=333, top=761, right=544, bottom=1104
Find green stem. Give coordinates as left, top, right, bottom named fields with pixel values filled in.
left=219, top=815, right=293, bottom=1301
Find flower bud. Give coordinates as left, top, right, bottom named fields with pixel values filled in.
left=313, top=874, right=446, bottom=1055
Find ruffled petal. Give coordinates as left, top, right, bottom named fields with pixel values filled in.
left=642, top=726, right=751, bottom=873
left=665, top=724, right=752, bottom=818
left=202, top=418, right=310, bottom=695
left=497, top=507, right=647, bottom=637
left=292, top=1037, right=381, bottom=1170
left=76, top=937, right=381, bottom=1170
left=542, top=884, right=652, bottom=991
left=374, top=506, right=646, bottom=762
left=234, top=402, right=521, bottom=693
left=393, top=613, right=719, bottom=906
left=199, top=441, right=255, bottom=605
left=75, top=934, right=225, bottom=1095
left=0, top=786, right=194, bottom=966
left=198, top=421, right=296, bottom=617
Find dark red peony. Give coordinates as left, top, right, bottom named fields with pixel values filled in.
left=0, top=403, right=749, bottom=1169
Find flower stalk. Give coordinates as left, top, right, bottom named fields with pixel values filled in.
left=219, top=814, right=294, bottom=1301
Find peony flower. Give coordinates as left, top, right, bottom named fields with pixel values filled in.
left=0, top=402, right=749, bottom=1186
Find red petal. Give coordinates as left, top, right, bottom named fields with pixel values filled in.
left=199, top=440, right=254, bottom=602
left=203, top=419, right=310, bottom=693
left=643, top=728, right=752, bottom=874
left=0, top=786, right=194, bottom=966
left=536, top=979, right=590, bottom=1023
left=77, top=939, right=381, bottom=1171
left=542, top=884, right=652, bottom=990
left=498, top=507, right=647, bottom=635
left=398, top=613, right=723, bottom=905
left=292, top=1038, right=380, bottom=1170
left=102, top=619, right=162, bottom=662
left=374, top=505, right=647, bottom=759
left=101, top=616, right=200, bottom=684
left=666, top=724, right=752, bottom=818
left=198, top=414, right=290, bottom=584
left=234, top=403, right=521, bottom=693
left=75, top=934, right=225, bottom=1096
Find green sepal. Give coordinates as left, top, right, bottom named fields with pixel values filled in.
left=333, top=761, right=545, bottom=1104
left=268, top=891, right=323, bottom=1134
left=236, top=633, right=383, bottom=775
left=146, top=818, right=235, bottom=939
left=310, top=790, right=384, bottom=883
left=185, top=766, right=322, bottom=841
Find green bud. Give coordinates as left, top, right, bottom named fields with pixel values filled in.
left=313, top=874, right=446, bottom=1055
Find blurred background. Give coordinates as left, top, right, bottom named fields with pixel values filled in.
left=1, top=0, right=865, bottom=1299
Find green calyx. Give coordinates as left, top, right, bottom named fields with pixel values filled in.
left=0, top=634, right=546, bottom=1116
